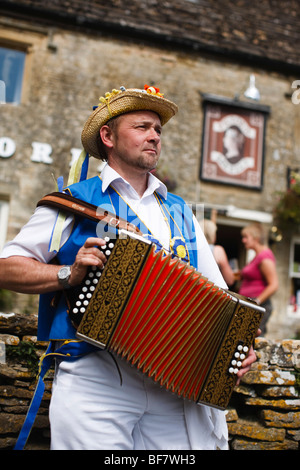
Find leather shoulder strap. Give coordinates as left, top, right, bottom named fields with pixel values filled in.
left=37, top=192, right=142, bottom=235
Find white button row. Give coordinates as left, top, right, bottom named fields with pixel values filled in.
left=72, top=236, right=115, bottom=316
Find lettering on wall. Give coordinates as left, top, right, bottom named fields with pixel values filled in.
left=0, top=137, right=81, bottom=165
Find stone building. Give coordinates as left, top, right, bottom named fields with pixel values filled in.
left=0, top=0, right=300, bottom=338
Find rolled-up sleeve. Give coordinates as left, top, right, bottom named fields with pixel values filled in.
left=0, top=206, right=74, bottom=263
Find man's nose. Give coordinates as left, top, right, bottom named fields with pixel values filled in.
left=148, top=128, right=160, bottom=142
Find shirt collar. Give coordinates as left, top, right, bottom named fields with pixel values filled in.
left=100, top=163, right=168, bottom=200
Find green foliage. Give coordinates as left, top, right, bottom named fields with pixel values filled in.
left=274, top=171, right=300, bottom=230
left=6, top=340, right=40, bottom=376
left=0, top=289, right=14, bottom=311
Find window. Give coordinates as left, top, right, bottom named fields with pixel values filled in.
left=0, top=46, right=25, bottom=104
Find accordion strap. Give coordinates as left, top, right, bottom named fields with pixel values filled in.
left=37, top=192, right=142, bottom=235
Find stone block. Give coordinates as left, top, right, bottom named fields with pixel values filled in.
left=231, top=438, right=299, bottom=450
left=262, top=409, right=300, bottom=429
left=228, top=419, right=285, bottom=442
left=241, top=369, right=296, bottom=386
left=244, top=397, right=300, bottom=410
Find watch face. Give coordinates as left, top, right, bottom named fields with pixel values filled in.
left=59, top=266, right=70, bottom=279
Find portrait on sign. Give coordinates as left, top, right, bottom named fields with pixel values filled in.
left=200, top=98, right=268, bottom=190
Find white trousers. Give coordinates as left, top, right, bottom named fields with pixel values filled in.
left=49, top=351, right=228, bottom=450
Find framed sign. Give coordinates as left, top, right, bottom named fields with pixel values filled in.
left=200, top=95, right=270, bottom=190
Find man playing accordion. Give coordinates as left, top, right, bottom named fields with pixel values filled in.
left=0, top=85, right=257, bottom=450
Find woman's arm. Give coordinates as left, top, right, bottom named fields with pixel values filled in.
left=256, top=258, right=279, bottom=304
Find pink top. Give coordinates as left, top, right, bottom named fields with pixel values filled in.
left=239, top=249, right=276, bottom=299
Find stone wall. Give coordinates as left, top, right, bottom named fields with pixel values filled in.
left=228, top=337, right=300, bottom=450
left=0, top=312, right=299, bottom=450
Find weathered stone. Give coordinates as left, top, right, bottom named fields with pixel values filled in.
left=0, top=437, right=16, bottom=449
left=0, top=334, right=19, bottom=345
left=244, top=397, right=300, bottom=410
left=0, top=363, right=33, bottom=381
left=241, top=369, right=296, bottom=386
left=254, top=337, right=274, bottom=363
left=231, top=438, right=299, bottom=450
left=261, top=386, right=299, bottom=398
left=281, top=340, right=300, bottom=369
left=226, top=408, right=238, bottom=422
left=0, top=414, right=24, bottom=434
left=0, top=384, right=34, bottom=399
left=228, top=419, right=285, bottom=442
left=269, top=340, right=300, bottom=368
left=262, top=410, right=300, bottom=429
left=286, top=429, right=300, bottom=441
left=233, top=384, right=257, bottom=397
left=0, top=313, right=38, bottom=336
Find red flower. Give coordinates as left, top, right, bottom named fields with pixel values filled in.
left=144, top=84, right=163, bottom=97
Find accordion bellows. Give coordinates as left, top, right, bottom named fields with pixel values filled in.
left=72, top=231, right=264, bottom=410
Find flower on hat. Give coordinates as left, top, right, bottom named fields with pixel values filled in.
left=98, top=88, right=122, bottom=106
left=144, top=84, right=164, bottom=97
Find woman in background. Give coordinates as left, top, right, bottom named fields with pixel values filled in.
left=204, top=219, right=235, bottom=287
left=239, top=223, right=278, bottom=336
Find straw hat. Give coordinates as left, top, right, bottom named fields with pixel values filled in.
left=81, top=85, right=178, bottom=159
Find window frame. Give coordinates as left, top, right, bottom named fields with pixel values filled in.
left=0, top=45, right=26, bottom=104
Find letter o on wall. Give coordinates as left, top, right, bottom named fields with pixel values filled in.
left=0, top=137, right=16, bottom=158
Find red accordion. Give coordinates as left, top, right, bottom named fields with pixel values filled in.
left=70, top=231, right=264, bottom=410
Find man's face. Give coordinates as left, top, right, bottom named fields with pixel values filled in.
left=108, top=110, right=162, bottom=173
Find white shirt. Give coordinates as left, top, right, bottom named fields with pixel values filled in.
left=0, top=164, right=226, bottom=289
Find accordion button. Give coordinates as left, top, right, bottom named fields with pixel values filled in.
left=90, top=286, right=95, bottom=291
left=105, top=250, right=111, bottom=256
left=73, top=308, right=78, bottom=314
left=79, top=294, right=84, bottom=299
left=87, top=293, right=92, bottom=299
left=240, top=354, right=246, bottom=360
left=85, top=280, right=91, bottom=285
left=80, top=307, right=86, bottom=313
left=109, top=242, right=114, bottom=249
left=234, top=352, right=240, bottom=358
left=105, top=236, right=110, bottom=242
left=231, top=360, right=237, bottom=366
left=229, top=367, right=234, bottom=374
left=93, top=279, right=98, bottom=284
left=243, top=346, right=249, bottom=353
left=76, top=301, right=81, bottom=307
left=237, top=361, right=242, bottom=367
left=83, top=300, right=89, bottom=306
left=82, top=287, right=88, bottom=292
left=237, top=345, right=243, bottom=351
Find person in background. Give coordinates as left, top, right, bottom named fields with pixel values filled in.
left=239, top=222, right=278, bottom=336
left=204, top=219, right=235, bottom=287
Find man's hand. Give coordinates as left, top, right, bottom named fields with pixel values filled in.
left=69, top=237, right=107, bottom=287
left=235, top=329, right=261, bottom=385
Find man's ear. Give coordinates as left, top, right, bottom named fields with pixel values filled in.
left=100, top=125, right=113, bottom=148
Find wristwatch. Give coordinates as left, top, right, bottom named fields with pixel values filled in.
left=57, top=265, right=72, bottom=289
